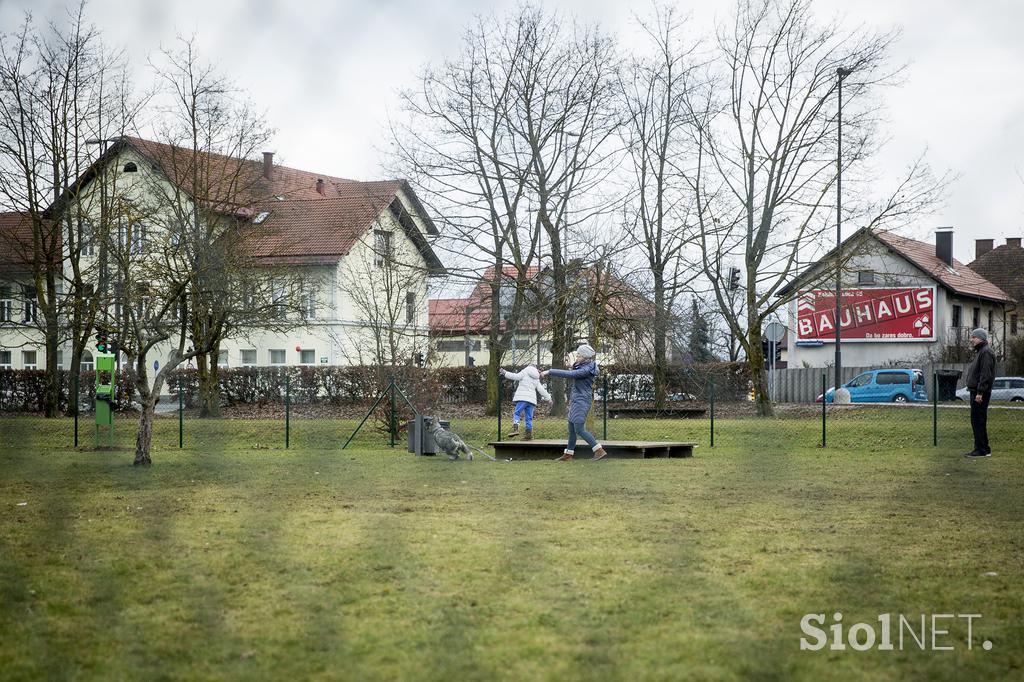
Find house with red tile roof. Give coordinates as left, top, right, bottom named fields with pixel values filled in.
left=0, top=136, right=444, bottom=370
left=968, top=237, right=1024, bottom=338
left=778, top=227, right=1013, bottom=368
left=428, top=263, right=664, bottom=367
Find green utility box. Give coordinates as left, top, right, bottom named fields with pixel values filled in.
left=95, top=352, right=115, bottom=446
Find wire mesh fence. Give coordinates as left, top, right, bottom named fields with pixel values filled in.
left=2, top=363, right=1022, bottom=457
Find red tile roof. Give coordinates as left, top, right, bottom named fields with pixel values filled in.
left=968, top=242, right=1024, bottom=306
left=874, top=230, right=1011, bottom=302
left=430, top=265, right=543, bottom=333
left=45, top=137, right=443, bottom=271
left=0, top=212, right=38, bottom=273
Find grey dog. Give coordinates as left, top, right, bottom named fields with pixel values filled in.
left=425, top=416, right=475, bottom=461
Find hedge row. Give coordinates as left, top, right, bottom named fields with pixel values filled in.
left=0, top=362, right=750, bottom=413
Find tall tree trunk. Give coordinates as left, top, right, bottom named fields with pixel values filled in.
left=133, top=358, right=154, bottom=465
left=652, top=269, right=667, bottom=410
left=43, top=304, right=60, bottom=417
left=549, top=256, right=568, bottom=418
left=196, top=351, right=222, bottom=417
left=747, top=319, right=773, bottom=417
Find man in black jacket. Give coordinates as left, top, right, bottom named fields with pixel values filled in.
left=964, top=328, right=997, bottom=458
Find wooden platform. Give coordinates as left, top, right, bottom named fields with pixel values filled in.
left=487, top=439, right=695, bottom=460
left=607, top=406, right=707, bottom=419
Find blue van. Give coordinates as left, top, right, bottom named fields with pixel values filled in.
left=819, top=368, right=927, bottom=403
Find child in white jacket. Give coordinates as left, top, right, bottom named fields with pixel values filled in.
left=499, top=363, right=552, bottom=440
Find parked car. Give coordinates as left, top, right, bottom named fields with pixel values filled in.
left=955, top=377, right=1024, bottom=402
left=817, top=368, right=927, bottom=404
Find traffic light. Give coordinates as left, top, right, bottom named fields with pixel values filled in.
left=96, top=326, right=109, bottom=352
left=728, top=267, right=741, bottom=291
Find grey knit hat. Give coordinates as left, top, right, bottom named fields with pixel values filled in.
left=576, top=343, right=596, bottom=358
left=971, top=328, right=988, bottom=342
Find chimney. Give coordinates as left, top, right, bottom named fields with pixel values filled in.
left=1008, top=237, right=1022, bottom=248
left=975, top=239, right=994, bottom=259
left=315, top=178, right=325, bottom=196
left=935, top=229, right=953, bottom=266
left=262, top=151, right=274, bottom=180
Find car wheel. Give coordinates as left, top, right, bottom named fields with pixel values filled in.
left=1012, top=396, right=1024, bottom=403
left=892, top=394, right=908, bottom=403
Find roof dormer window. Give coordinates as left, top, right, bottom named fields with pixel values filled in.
left=253, top=211, right=270, bottom=224
left=123, top=162, right=138, bottom=173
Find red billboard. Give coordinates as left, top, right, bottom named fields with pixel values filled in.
left=796, top=287, right=935, bottom=342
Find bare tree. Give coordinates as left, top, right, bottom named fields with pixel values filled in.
left=617, top=4, right=701, bottom=407
left=146, top=36, right=278, bottom=417
left=683, top=0, right=943, bottom=416
left=392, top=9, right=544, bottom=415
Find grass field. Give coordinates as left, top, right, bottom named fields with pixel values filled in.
left=1, top=413, right=1022, bottom=680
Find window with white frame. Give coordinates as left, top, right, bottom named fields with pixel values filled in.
left=217, top=352, right=229, bottom=367
left=271, top=280, right=286, bottom=319
left=22, top=286, right=37, bottom=323
left=22, top=350, right=37, bottom=369
left=81, top=219, right=95, bottom=257
left=56, top=350, right=64, bottom=369
left=374, top=230, right=393, bottom=267
left=0, top=284, right=12, bottom=322
left=240, top=349, right=257, bottom=366
left=0, top=350, right=11, bottom=368
left=302, top=286, right=317, bottom=320
left=269, top=349, right=286, bottom=365
left=130, top=222, right=147, bottom=255
left=81, top=350, right=93, bottom=372
left=300, top=349, right=314, bottom=364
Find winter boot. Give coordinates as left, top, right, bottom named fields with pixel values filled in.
left=556, top=449, right=574, bottom=461
left=505, top=423, right=520, bottom=439
left=591, top=445, right=608, bottom=461
left=523, top=428, right=534, bottom=441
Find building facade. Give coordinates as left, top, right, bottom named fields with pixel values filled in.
left=780, top=228, right=1013, bottom=368
left=0, top=137, right=444, bottom=373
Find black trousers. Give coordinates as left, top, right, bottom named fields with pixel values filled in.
left=969, top=389, right=991, bottom=453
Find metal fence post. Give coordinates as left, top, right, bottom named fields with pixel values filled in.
left=178, top=380, right=184, bottom=449
left=497, top=373, right=503, bottom=442
left=602, top=374, right=608, bottom=441
left=821, top=373, right=826, bottom=448
left=285, top=373, right=290, bottom=449
left=933, top=370, right=938, bottom=447
left=389, top=376, right=396, bottom=448
left=709, top=377, right=715, bottom=448
left=73, top=372, right=79, bottom=448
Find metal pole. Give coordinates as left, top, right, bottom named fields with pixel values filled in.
left=709, top=377, right=715, bottom=448
left=389, top=376, right=396, bottom=448
left=835, top=67, right=851, bottom=392
left=602, top=374, right=608, bottom=441
left=821, top=373, right=827, bottom=448
left=285, top=373, right=290, bottom=449
left=497, top=373, right=503, bottom=442
left=178, top=380, right=183, bottom=449
left=933, top=370, right=938, bottom=447
left=73, top=371, right=79, bottom=448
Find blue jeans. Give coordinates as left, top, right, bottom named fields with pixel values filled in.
left=513, top=401, right=535, bottom=430
left=567, top=420, right=598, bottom=452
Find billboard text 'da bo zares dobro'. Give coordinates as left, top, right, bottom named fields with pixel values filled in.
left=796, top=287, right=936, bottom=343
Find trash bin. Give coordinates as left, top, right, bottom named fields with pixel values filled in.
left=935, top=369, right=962, bottom=401
left=407, top=417, right=449, bottom=455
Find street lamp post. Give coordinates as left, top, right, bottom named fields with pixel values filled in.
left=835, top=67, right=852, bottom=392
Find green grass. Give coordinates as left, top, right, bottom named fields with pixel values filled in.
left=1, top=415, right=1022, bottom=680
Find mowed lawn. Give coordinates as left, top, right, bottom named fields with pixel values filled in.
left=1, top=416, right=1022, bottom=681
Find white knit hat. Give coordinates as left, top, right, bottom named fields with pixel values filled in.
left=576, top=343, right=596, bottom=358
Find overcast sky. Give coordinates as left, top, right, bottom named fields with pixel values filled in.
left=3, top=0, right=1023, bottom=264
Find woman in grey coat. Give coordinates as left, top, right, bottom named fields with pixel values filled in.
left=541, top=344, right=607, bottom=461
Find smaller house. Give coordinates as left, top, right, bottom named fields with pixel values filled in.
left=968, top=237, right=1024, bottom=339
left=779, top=227, right=1012, bottom=368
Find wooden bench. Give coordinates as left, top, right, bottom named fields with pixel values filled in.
left=606, top=406, right=707, bottom=419
left=487, top=439, right=695, bottom=460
